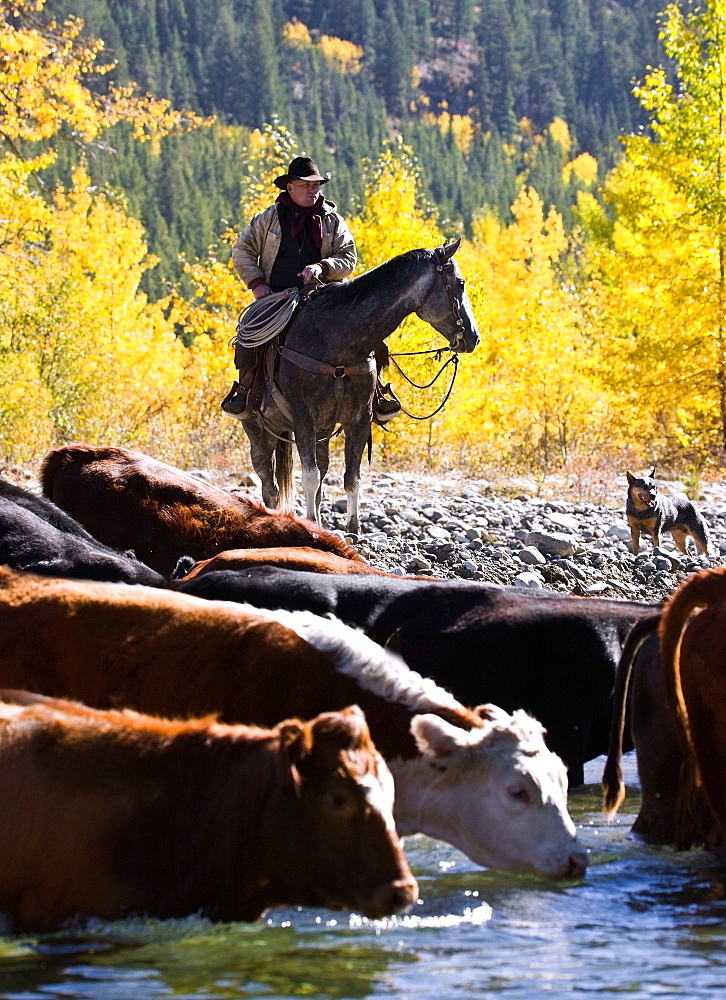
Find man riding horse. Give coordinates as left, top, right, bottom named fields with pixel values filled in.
left=223, top=156, right=401, bottom=424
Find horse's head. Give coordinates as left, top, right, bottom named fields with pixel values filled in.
left=415, top=240, right=480, bottom=353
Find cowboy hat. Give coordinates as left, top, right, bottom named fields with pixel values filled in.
left=274, top=156, right=331, bottom=189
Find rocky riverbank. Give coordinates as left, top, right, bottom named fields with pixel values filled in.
left=10, top=459, right=726, bottom=603
left=238, top=467, right=726, bottom=604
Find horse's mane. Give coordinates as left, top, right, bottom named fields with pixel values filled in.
left=316, top=248, right=433, bottom=311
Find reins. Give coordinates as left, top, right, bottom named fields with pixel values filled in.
left=388, top=347, right=460, bottom=420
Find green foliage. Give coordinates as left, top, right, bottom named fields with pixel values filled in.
left=40, top=0, right=667, bottom=293
left=585, top=0, right=726, bottom=463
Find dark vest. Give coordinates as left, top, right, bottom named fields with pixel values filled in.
left=269, top=204, right=322, bottom=292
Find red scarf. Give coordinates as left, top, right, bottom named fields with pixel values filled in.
left=276, top=191, right=325, bottom=249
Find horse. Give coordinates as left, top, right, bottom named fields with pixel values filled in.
left=240, top=241, right=480, bottom=534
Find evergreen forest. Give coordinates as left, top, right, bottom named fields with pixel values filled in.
left=41, top=0, right=668, bottom=295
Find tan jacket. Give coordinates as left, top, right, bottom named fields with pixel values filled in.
left=232, top=201, right=356, bottom=290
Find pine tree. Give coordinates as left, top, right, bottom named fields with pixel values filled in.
left=375, top=3, right=409, bottom=119
left=239, top=0, right=287, bottom=125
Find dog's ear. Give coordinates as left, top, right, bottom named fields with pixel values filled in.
left=626, top=471, right=635, bottom=484
left=648, top=466, right=656, bottom=479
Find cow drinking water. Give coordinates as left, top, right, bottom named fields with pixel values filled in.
left=0, top=567, right=587, bottom=879
left=0, top=693, right=416, bottom=932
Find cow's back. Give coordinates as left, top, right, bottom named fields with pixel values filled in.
left=0, top=494, right=163, bottom=587
left=177, top=546, right=390, bottom=580
left=41, top=445, right=367, bottom=575
left=175, top=571, right=656, bottom=781
left=173, top=566, right=438, bottom=628
left=385, top=590, right=658, bottom=783
left=0, top=567, right=420, bottom=761
left=0, top=476, right=100, bottom=540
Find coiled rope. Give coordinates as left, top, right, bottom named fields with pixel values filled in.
left=232, top=289, right=302, bottom=349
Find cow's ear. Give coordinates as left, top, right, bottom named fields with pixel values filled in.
left=279, top=719, right=308, bottom=799
left=410, top=714, right=471, bottom=769
left=310, top=704, right=369, bottom=750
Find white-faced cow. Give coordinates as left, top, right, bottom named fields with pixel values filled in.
left=0, top=567, right=587, bottom=879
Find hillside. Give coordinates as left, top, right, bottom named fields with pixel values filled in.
left=41, top=0, right=670, bottom=295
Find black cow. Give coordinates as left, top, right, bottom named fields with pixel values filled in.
left=0, top=476, right=104, bottom=537
left=172, top=566, right=659, bottom=784
left=172, top=564, right=475, bottom=628
left=0, top=477, right=163, bottom=586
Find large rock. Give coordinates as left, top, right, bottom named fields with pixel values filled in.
left=524, top=530, right=575, bottom=557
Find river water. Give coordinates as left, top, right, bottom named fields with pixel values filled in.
left=1, top=754, right=724, bottom=1000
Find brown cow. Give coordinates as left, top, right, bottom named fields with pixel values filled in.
left=40, top=445, right=368, bottom=576
left=174, top=546, right=394, bottom=581
left=0, top=568, right=587, bottom=879
left=0, top=692, right=416, bottom=932
left=659, top=566, right=726, bottom=850
left=602, top=603, right=717, bottom=850
left=602, top=616, right=691, bottom=844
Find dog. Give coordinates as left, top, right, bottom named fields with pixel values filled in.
left=626, top=468, right=710, bottom=556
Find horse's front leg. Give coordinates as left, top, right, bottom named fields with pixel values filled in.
left=294, top=416, right=322, bottom=524
left=315, top=439, right=330, bottom=521
left=243, top=423, right=279, bottom=508
left=300, top=462, right=321, bottom=524
left=343, top=415, right=371, bottom=535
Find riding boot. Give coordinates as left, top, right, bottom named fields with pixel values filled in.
left=221, top=371, right=254, bottom=420
left=372, top=341, right=402, bottom=424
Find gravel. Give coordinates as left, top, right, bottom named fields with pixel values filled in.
left=12, top=460, right=725, bottom=604
left=254, top=468, right=726, bottom=604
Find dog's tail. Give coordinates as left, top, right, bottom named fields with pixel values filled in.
left=692, top=510, right=711, bottom=555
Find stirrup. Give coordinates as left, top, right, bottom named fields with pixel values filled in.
left=373, top=381, right=402, bottom=423
left=221, top=382, right=254, bottom=420
left=373, top=405, right=401, bottom=425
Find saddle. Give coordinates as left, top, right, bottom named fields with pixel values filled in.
left=225, top=281, right=400, bottom=426
left=229, top=282, right=325, bottom=420
left=235, top=340, right=280, bottom=413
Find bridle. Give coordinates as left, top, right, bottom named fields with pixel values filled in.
left=380, top=245, right=467, bottom=421
left=417, top=246, right=466, bottom=336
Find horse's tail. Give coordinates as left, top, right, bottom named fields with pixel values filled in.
left=275, top=437, right=294, bottom=512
